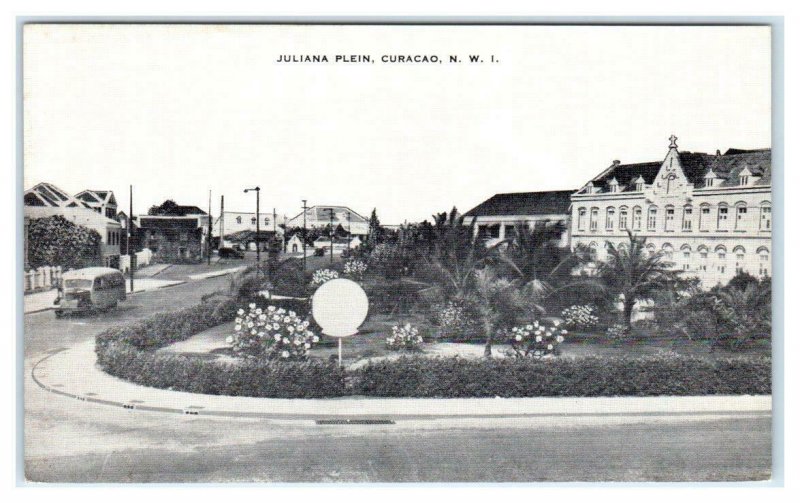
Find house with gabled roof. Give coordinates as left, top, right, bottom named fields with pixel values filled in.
left=570, top=135, right=771, bottom=288
left=286, top=205, right=369, bottom=236
left=75, top=190, right=118, bottom=220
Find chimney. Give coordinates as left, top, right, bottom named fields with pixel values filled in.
left=612, top=160, right=621, bottom=166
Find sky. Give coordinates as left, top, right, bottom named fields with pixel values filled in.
left=23, top=24, right=771, bottom=224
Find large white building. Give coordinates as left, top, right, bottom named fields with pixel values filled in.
left=570, top=136, right=771, bottom=288
left=286, top=205, right=369, bottom=236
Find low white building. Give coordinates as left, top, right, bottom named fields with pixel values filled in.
left=286, top=205, right=369, bottom=236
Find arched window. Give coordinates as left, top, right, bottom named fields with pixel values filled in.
left=577, top=208, right=587, bottom=231
left=619, top=206, right=629, bottom=230
left=699, top=203, right=711, bottom=231
left=680, top=244, right=692, bottom=271
left=647, top=206, right=658, bottom=231
left=236, top=216, right=242, bottom=224
left=265, top=217, right=270, bottom=226
left=734, top=202, right=748, bottom=230
left=715, top=245, right=727, bottom=273
left=664, top=205, right=676, bottom=231
left=632, top=206, right=642, bottom=230
left=717, top=203, right=729, bottom=230
left=589, top=208, right=599, bottom=231
left=733, top=245, right=746, bottom=274
left=760, top=202, right=771, bottom=230
left=251, top=217, right=257, bottom=225
left=605, top=207, right=615, bottom=231
left=757, top=246, right=770, bottom=276
left=682, top=205, right=693, bottom=231
left=662, top=243, right=674, bottom=262
left=698, top=245, right=709, bottom=271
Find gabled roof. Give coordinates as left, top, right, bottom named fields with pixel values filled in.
left=138, top=216, right=203, bottom=230
left=464, top=190, right=574, bottom=217
left=288, top=205, right=367, bottom=223
left=76, top=190, right=117, bottom=207
left=151, top=205, right=207, bottom=216
left=24, top=182, right=91, bottom=208
left=584, top=147, right=771, bottom=193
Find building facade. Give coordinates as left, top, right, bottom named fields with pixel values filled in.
left=213, top=211, right=285, bottom=248
left=463, top=190, right=574, bottom=247
left=137, top=216, right=206, bottom=263
left=570, top=136, right=771, bottom=288
left=286, top=206, right=369, bottom=236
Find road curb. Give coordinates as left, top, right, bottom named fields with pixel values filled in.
left=31, top=344, right=773, bottom=422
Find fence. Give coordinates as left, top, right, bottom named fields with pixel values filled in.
left=23, top=266, right=63, bottom=293
left=119, top=248, right=153, bottom=274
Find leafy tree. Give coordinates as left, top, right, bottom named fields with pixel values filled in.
left=148, top=199, right=179, bottom=216
left=27, top=215, right=102, bottom=269
left=598, top=230, right=683, bottom=329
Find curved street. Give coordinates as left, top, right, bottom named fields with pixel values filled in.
left=23, top=274, right=772, bottom=483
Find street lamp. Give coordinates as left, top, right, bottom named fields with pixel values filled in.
left=244, top=187, right=260, bottom=272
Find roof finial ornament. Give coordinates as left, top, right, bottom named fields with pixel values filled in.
left=669, top=134, right=678, bottom=149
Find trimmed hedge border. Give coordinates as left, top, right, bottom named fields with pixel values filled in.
left=95, top=302, right=771, bottom=399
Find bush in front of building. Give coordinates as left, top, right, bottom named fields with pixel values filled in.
left=27, top=215, right=103, bottom=270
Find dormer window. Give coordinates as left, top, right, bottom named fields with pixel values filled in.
left=608, top=178, right=619, bottom=193
left=740, top=174, right=749, bottom=185
left=632, top=175, right=645, bottom=192
left=739, top=166, right=754, bottom=186
left=704, top=170, right=718, bottom=188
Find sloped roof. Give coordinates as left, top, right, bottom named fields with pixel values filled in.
left=288, top=205, right=367, bottom=223
left=464, top=190, right=574, bottom=217
left=138, top=216, right=202, bottom=230
left=151, top=205, right=207, bottom=216
left=24, top=183, right=91, bottom=208
left=76, top=190, right=117, bottom=206
left=587, top=148, right=771, bottom=193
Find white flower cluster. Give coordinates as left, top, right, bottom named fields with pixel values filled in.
left=311, top=268, right=339, bottom=286
left=435, top=301, right=480, bottom=339
left=508, top=320, right=567, bottom=359
left=605, top=323, right=629, bottom=340
left=561, top=305, right=600, bottom=331
left=343, top=259, right=368, bottom=278
left=227, top=303, right=320, bottom=360
left=385, top=323, right=423, bottom=351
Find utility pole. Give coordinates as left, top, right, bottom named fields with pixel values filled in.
left=302, top=199, right=307, bottom=271
left=329, top=208, right=334, bottom=265
left=207, top=190, right=212, bottom=265
left=128, top=185, right=134, bottom=293
left=219, top=195, right=224, bottom=250
left=244, top=187, right=261, bottom=274
left=347, top=211, right=351, bottom=250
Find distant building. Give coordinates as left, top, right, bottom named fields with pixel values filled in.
left=24, top=182, right=122, bottom=267
left=213, top=211, right=285, bottom=248
left=137, top=215, right=207, bottom=263
left=463, top=190, right=574, bottom=247
left=75, top=190, right=119, bottom=220
left=570, top=136, right=771, bottom=288
left=286, top=234, right=304, bottom=254
left=286, top=206, right=369, bottom=236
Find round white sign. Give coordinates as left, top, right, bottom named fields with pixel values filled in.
left=311, top=278, right=369, bottom=338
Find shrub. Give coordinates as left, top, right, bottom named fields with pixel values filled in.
left=27, top=215, right=102, bottom=269
left=385, top=323, right=423, bottom=351
left=230, top=303, right=320, bottom=360
left=431, top=300, right=483, bottom=341
left=269, top=258, right=311, bottom=297
left=349, top=354, right=771, bottom=398
left=561, top=305, right=599, bottom=331
left=343, top=258, right=368, bottom=281
left=506, top=320, right=567, bottom=359
left=311, top=268, right=339, bottom=286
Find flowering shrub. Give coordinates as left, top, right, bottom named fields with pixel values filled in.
left=506, top=319, right=567, bottom=359
left=433, top=301, right=483, bottom=341
left=385, top=323, right=423, bottom=351
left=343, top=258, right=368, bottom=280
left=561, top=305, right=600, bottom=331
left=228, top=303, right=319, bottom=360
left=311, top=268, right=339, bottom=286
left=605, top=323, right=629, bottom=341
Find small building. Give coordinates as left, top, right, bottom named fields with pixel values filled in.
left=286, top=205, right=369, bottom=236
left=137, top=215, right=207, bottom=263
left=286, top=234, right=304, bottom=254
left=463, top=189, right=574, bottom=247
left=213, top=210, right=285, bottom=248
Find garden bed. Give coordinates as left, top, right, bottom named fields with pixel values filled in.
left=96, top=301, right=771, bottom=399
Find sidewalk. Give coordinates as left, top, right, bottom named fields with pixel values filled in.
left=23, top=278, right=185, bottom=314
left=31, top=340, right=772, bottom=422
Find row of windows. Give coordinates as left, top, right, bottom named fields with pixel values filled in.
left=585, top=242, right=771, bottom=276
left=235, top=216, right=272, bottom=226
left=577, top=202, right=771, bottom=233
left=106, top=230, right=121, bottom=246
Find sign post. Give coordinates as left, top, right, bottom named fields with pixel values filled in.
left=311, top=278, right=369, bottom=366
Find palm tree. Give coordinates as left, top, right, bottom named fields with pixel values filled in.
left=468, top=267, right=524, bottom=357
left=597, top=230, right=682, bottom=329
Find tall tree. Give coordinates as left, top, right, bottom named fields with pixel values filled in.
left=148, top=199, right=179, bottom=216
left=366, top=208, right=382, bottom=248
left=598, top=230, right=683, bottom=329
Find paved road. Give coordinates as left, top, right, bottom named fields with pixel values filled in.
left=22, top=272, right=772, bottom=483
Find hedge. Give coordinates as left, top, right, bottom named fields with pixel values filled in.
left=95, top=301, right=771, bottom=399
